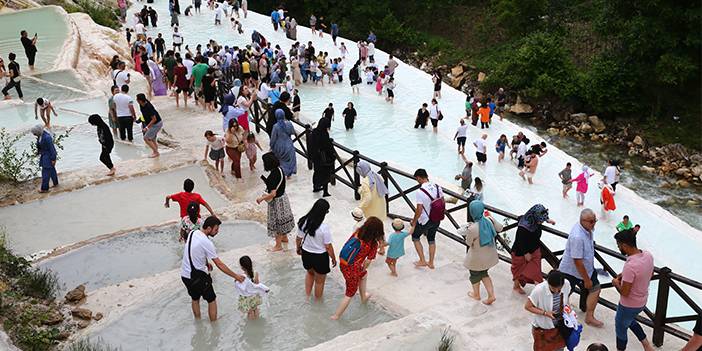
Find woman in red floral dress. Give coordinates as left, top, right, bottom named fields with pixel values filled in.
left=331, top=217, right=385, bottom=320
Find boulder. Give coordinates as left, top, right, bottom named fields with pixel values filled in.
left=546, top=128, right=559, bottom=135
left=579, top=122, right=593, bottom=134
left=570, top=113, right=588, bottom=123
left=675, top=168, right=691, bottom=176
left=510, top=96, right=533, bottom=115
left=676, top=179, right=691, bottom=188
left=633, top=135, right=645, bottom=147
left=588, top=115, right=606, bottom=132
left=691, top=165, right=702, bottom=177
left=65, top=285, right=86, bottom=304
left=687, top=200, right=700, bottom=206
left=641, top=166, right=656, bottom=173
left=451, top=65, right=464, bottom=77
left=477, top=72, right=487, bottom=82
left=93, top=312, right=104, bottom=321
left=450, top=74, right=465, bottom=88
left=76, top=319, right=91, bottom=329
left=71, top=307, right=92, bottom=320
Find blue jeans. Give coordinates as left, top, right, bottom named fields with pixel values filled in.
left=615, top=304, right=646, bottom=350
left=41, top=166, right=58, bottom=191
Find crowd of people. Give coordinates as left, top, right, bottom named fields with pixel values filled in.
left=10, top=2, right=702, bottom=350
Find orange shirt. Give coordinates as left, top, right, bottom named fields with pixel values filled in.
left=479, top=107, right=491, bottom=122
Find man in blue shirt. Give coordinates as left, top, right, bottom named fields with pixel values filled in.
left=31, top=124, right=58, bottom=193
left=559, top=208, right=604, bottom=327
left=270, top=10, right=280, bottom=31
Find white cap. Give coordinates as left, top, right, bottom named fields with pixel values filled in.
left=351, top=207, right=364, bottom=221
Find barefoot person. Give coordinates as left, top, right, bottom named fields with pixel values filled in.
left=559, top=162, right=573, bottom=198
left=612, top=229, right=656, bottom=351
left=560, top=208, right=604, bottom=327
left=20, top=31, right=37, bottom=70
left=235, top=255, right=270, bottom=320
left=34, top=98, right=57, bottom=128
left=181, top=216, right=246, bottom=321
left=409, top=168, right=443, bottom=269
left=460, top=200, right=503, bottom=305
left=165, top=178, right=216, bottom=220
left=331, top=217, right=384, bottom=320
left=511, top=204, right=555, bottom=294
left=88, top=114, right=116, bottom=176
left=136, top=93, right=163, bottom=158
left=296, top=198, right=336, bottom=300
left=385, top=219, right=411, bottom=277
left=256, top=152, right=295, bottom=252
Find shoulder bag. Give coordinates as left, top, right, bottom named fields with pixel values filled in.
left=187, top=230, right=212, bottom=291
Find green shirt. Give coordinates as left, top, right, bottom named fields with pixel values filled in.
left=191, top=63, right=208, bottom=87
left=616, top=221, right=633, bottom=232
left=163, top=56, right=177, bottom=77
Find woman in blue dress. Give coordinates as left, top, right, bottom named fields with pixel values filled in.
left=270, top=109, right=297, bottom=177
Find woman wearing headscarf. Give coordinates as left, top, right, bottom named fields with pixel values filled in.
left=569, top=165, right=592, bottom=206
left=291, top=56, right=302, bottom=86
left=356, top=160, right=387, bottom=221
left=349, top=60, right=361, bottom=94
left=288, top=17, right=298, bottom=40
left=256, top=152, right=295, bottom=251
left=229, top=78, right=242, bottom=97
left=307, top=117, right=335, bottom=197
left=88, top=114, right=116, bottom=176
left=510, top=204, right=556, bottom=294
left=270, top=109, right=297, bottom=177
left=147, top=57, right=167, bottom=96
left=225, top=118, right=247, bottom=179
left=459, top=200, right=503, bottom=305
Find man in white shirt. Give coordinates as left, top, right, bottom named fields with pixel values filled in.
left=410, top=168, right=443, bottom=269
left=525, top=270, right=572, bottom=346
left=183, top=53, right=195, bottom=80
left=113, top=84, right=137, bottom=141
left=112, top=61, right=130, bottom=88
left=172, top=27, right=184, bottom=52
left=473, top=133, right=488, bottom=164
left=454, top=119, right=468, bottom=153
left=257, top=78, right=272, bottom=104
left=517, top=137, right=530, bottom=169
left=134, top=21, right=145, bottom=36
left=181, top=216, right=244, bottom=321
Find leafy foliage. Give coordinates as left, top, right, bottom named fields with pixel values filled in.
left=0, top=127, right=70, bottom=183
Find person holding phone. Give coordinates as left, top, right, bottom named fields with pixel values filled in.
left=19, top=30, right=37, bottom=70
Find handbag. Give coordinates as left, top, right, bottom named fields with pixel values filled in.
left=532, top=327, right=566, bottom=351
left=187, top=231, right=212, bottom=291
left=233, top=132, right=246, bottom=152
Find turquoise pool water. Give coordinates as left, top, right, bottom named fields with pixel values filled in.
left=39, top=221, right=269, bottom=295
left=30, top=69, right=87, bottom=91
left=0, top=96, right=105, bottom=131
left=91, top=254, right=395, bottom=351
left=0, top=6, right=70, bottom=71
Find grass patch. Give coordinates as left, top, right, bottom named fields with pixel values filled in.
left=438, top=328, right=456, bottom=351
left=18, top=269, right=60, bottom=300
left=46, top=0, right=121, bottom=29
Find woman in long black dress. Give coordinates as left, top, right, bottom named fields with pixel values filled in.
left=88, top=114, right=116, bottom=176
left=307, top=117, right=334, bottom=197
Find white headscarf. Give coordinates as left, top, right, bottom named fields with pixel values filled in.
left=356, top=160, right=388, bottom=197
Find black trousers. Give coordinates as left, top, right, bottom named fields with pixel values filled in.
left=117, top=116, right=133, bottom=141
left=2, top=79, right=22, bottom=98
left=100, top=147, right=114, bottom=169
left=312, top=164, right=332, bottom=193
left=27, top=52, right=36, bottom=66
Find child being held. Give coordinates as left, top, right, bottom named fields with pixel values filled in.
left=204, top=130, right=226, bottom=175
left=235, top=255, right=269, bottom=320
left=385, top=218, right=411, bottom=276
left=245, top=132, right=263, bottom=171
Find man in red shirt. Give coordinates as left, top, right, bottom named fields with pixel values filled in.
left=165, top=178, right=216, bottom=218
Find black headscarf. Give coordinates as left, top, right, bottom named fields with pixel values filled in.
left=88, top=114, right=114, bottom=149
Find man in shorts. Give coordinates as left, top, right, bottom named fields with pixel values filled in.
left=181, top=216, right=244, bottom=321
left=410, top=168, right=443, bottom=269
left=559, top=208, right=604, bottom=327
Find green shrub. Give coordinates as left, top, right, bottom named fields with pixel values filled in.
left=0, top=128, right=36, bottom=183
left=18, top=269, right=60, bottom=300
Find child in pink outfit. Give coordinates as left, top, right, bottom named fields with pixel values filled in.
left=569, top=165, right=592, bottom=206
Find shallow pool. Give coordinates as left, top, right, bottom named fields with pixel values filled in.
left=39, top=221, right=268, bottom=295
left=0, top=166, right=228, bottom=257
left=30, top=69, right=88, bottom=91
left=0, top=96, right=113, bottom=131
left=0, top=6, right=70, bottom=71
left=90, top=254, right=395, bottom=351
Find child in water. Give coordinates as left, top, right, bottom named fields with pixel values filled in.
left=245, top=132, right=263, bottom=171
left=235, top=255, right=269, bottom=320
left=384, top=219, right=411, bottom=277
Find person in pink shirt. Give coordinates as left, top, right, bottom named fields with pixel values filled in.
left=612, top=229, right=655, bottom=351
left=569, top=165, right=592, bottom=206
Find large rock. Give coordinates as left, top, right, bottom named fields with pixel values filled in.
left=450, top=74, right=465, bottom=88
left=451, top=65, right=464, bottom=77
left=64, top=285, right=86, bottom=304
left=510, top=96, right=533, bottom=115
left=579, top=122, right=593, bottom=134
left=588, top=115, right=606, bottom=133
left=71, top=307, right=92, bottom=320
left=570, top=113, right=588, bottom=123
left=477, top=72, right=487, bottom=82
left=641, top=166, right=656, bottom=173
left=691, top=165, right=702, bottom=177
left=43, top=310, right=64, bottom=326
left=633, top=135, right=645, bottom=147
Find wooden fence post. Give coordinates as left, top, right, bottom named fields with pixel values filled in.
left=652, top=267, right=671, bottom=347
left=353, top=151, right=360, bottom=200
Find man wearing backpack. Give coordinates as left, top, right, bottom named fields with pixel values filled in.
left=410, top=169, right=445, bottom=269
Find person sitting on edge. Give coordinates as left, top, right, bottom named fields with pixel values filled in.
left=165, top=178, right=216, bottom=219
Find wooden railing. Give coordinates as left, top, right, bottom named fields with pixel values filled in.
left=218, top=80, right=701, bottom=347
